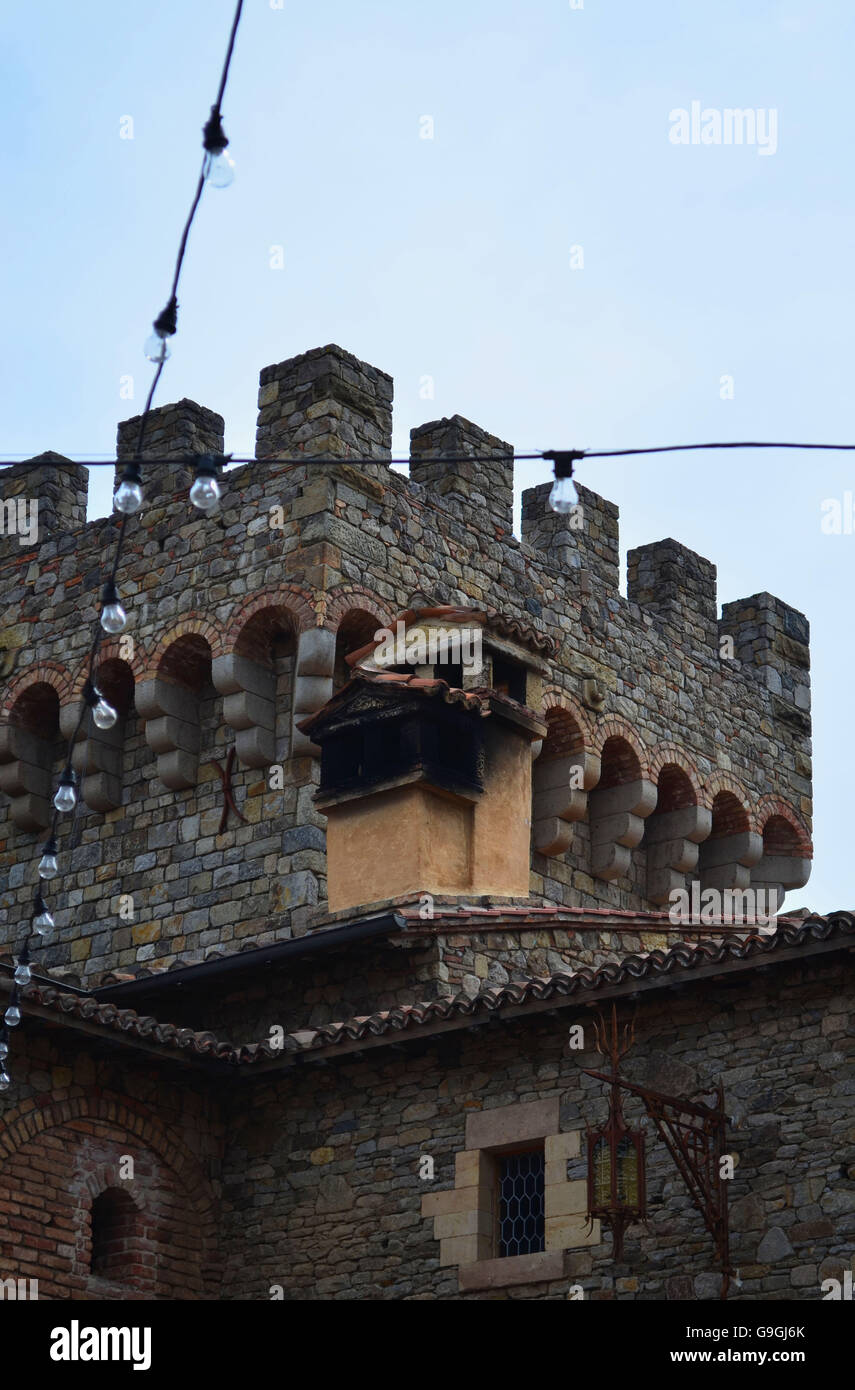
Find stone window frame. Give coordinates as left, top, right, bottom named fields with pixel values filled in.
left=422, top=1098, right=600, bottom=1292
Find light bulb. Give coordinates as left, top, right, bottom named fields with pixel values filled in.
left=93, top=697, right=117, bottom=729
left=0, top=1038, right=8, bottom=1059
left=33, top=909, right=54, bottom=937
left=14, top=963, right=31, bottom=987
left=0, top=1071, right=10, bottom=1091
left=114, top=478, right=143, bottom=515
left=101, top=602, right=126, bottom=634
left=38, top=852, right=58, bottom=879
left=205, top=150, right=235, bottom=189
left=144, top=332, right=171, bottom=364
left=54, top=771, right=77, bottom=814
left=4, top=1006, right=21, bottom=1028
left=549, top=474, right=579, bottom=514
left=190, top=474, right=221, bottom=512
left=100, top=581, right=127, bottom=634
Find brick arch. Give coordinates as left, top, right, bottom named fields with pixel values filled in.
left=647, top=741, right=702, bottom=791
left=139, top=619, right=224, bottom=682
left=84, top=1163, right=147, bottom=1210
left=223, top=585, right=317, bottom=651
left=323, top=585, right=395, bottom=633
left=699, top=771, right=751, bottom=819
left=68, top=638, right=150, bottom=699
left=540, top=686, right=595, bottom=752
left=754, top=796, right=812, bottom=857
left=0, top=1090, right=217, bottom=1232
left=1, top=662, right=72, bottom=720
left=590, top=717, right=650, bottom=780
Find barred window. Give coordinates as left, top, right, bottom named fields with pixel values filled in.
left=498, top=1149, right=545, bottom=1257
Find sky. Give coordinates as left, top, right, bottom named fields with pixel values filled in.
left=1, top=0, right=852, bottom=912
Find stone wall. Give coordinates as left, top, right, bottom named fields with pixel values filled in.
left=0, top=345, right=813, bottom=986
left=218, top=952, right=854, bottom=1301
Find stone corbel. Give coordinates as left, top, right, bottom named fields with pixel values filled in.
left=212, top=654, right=276, bottom=768
left=59, top=703, right=123, bottom=813
left=0, top=722, right=53, bottom=829
left=136, top=678, right=201, bottom=791
left=532, top=750, right=601, bottom=856
left=698, top=831, right=763, bottom=891
left=645, top=805, right=713, bottom=904
left=750, top=853, right=812, bottom=911
left=291, top=629, right=335, bottom=758
left=589, top=778, right=658, bottom=881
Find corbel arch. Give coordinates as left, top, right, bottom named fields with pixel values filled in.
left=751, top=796, right=813, bottom=909
left=643, top=752, right=711, bottom=905
left=532, top=692, right=599, bottom=856
left=697, top=773, right=761, bottom=892
left=0, top=668, right=68, bottom=828
left=587, top=721, right=656, bottom=882
left=136, top=629, right=215, bottom=789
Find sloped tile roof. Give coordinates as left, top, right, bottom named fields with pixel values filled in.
left=5, top=911, right=852, bottom=1069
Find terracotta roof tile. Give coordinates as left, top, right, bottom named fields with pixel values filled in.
left=5, top=910, right=851, bottom=1068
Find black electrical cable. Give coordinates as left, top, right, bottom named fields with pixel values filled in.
left=4, top=440, right=855, bottom=470
left=2, top=0, right=247, bottom=1078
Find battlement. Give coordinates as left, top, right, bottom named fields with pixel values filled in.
left=0, top=345, right=813, bottom=984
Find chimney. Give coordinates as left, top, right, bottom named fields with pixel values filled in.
left=116, top=399, right=225, bottom=503
left=300, top=676, right=546, bottom=914
left=409, top=416, right=514, bottom=539
left=255, top=344, right=393, bottom=484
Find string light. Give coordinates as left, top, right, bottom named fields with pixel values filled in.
left=190, top=457, right=222, bottom=511
left=37, top=839, right=59, bottom=880
left=202, top=107, right=235, bottom=189
left=1, top=0, right=246, bottom=1089
left=114, top=462, right=144, bottom=514
left=84, top=678, right=118, bottom=731
left=53, top=768, right=77, bottom=814
left=32, top=893, right=54, bottom=937
left=100, top=580, right=127, bottom=634
left=544, top=451, right=582, bottom=515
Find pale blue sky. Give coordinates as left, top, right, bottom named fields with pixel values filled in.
left=1, top=1, right=852, bottom=911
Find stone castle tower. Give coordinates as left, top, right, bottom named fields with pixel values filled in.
left=1, top=345, right=843, bottom=1307
left=0, top=343, right=812, bottom=993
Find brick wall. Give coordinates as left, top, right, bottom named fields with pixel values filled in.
left=0, top=1031, right=223, bottom=1300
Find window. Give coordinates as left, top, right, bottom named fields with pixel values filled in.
left=491, top=655, right=527, bottom=704
left=90, top=1187, right=139, bottom=1281
left=498, top=1149, right=545, bottom=1257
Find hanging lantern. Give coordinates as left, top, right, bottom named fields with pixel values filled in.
left=587, top=1107, right=646, bottom=1258
left=584, top=1006, right=647, bottom=1258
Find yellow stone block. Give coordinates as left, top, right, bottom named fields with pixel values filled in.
left=545, top=1214, right=601, bottom=1250
left=545, top=1180, right=588, bottom=1217
left=422, top=1185, right=494, bottom=1219
left=51, top=1067, right=73, bottom=1089
left=434, top=1208, right=493, bottom=1241
left=309, top=1147, right=334, bottom=1165
left=438, top=1233, right=490, bottom=1267
left=454, top=1149, right=484, bottom=1189
left=69, top=937, right=91, bottom=961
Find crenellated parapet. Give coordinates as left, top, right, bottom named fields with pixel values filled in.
left=0, top=343, right=814, bottom=984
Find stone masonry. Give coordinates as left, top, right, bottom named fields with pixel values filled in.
left=0, top=344, right=813, bottom=991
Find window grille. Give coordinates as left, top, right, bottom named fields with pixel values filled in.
left=498, top=1150, right=545, bottom=1257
